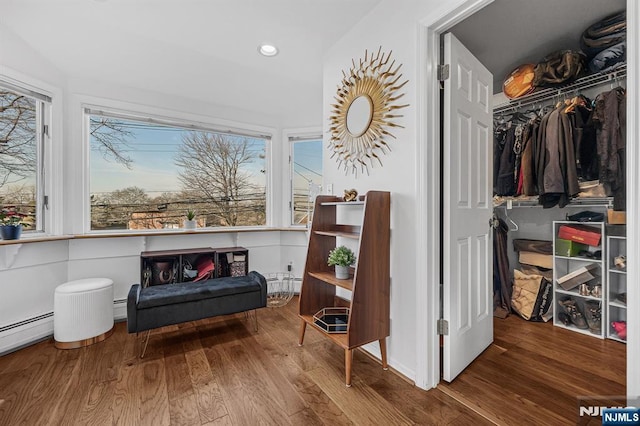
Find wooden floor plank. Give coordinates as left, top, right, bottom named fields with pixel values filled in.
left=0, top=297, right=626, bottom=425
left=140, top=358, right=171, bottom=425
left=169, top=394, right=201, bottom=426
left=306, top=365, right=414, bottom=425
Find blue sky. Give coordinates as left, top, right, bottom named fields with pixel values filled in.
left=292, top=139, right=323, bottom=192
left=90, top=118, right=267, bottom=196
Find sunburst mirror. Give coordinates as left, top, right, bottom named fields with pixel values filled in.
left=329, top=47, right=409, bottom=176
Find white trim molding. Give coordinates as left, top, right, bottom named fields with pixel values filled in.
left=625, top=0, right=639, bottom=401
left=415, top=0, right=495, bottom=390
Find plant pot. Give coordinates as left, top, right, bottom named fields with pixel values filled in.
left=335, top=265, right=350, bottom=279
left=184, top=219, right=197, bottom=230
left=0, top=224, right=22, bottom=240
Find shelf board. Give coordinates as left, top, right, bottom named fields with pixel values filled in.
left=554, top=255, right=602, bottom=263
left=555, top=288, right=603, bottom=302
left=308, top=271, right=354, bottom=291
left=607, top=333, right=627, bottom=344
left=553, top=321, right=604, bottom=339
left=314, top=230, right=360, bottom=239
left=320, top=201, right=365, bottom=206
left=609, top=268, right=627, bottom=275
left=609, top=300, right=627, bottom=309
left=300, top=314, right=349, bottom=349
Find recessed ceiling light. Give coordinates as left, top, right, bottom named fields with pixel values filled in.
left=258, top=44, right=279, bottom=57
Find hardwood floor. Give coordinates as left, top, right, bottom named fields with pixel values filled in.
left=0, top=298, right=625, bottom=425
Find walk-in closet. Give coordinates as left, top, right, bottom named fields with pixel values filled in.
left=440, top=0, right=628, bottom=415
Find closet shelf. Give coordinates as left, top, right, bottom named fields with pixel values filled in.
left=493, top=196, right=613, bottom=208
left=494, top=64, right=626, bottom=114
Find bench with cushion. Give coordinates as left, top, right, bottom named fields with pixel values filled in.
left=127, top=271, right=267, bottom=356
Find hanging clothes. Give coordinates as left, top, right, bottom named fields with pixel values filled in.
left=536, top=105, right=580, bottom=208
left=493, top=217, right=512, bottom=319
left=494, top=126, right=518, bottom=196
left=566, top=97, right=599, bottom=181
left=592, top=86, right=626, bottom=210
left=519, top=118, right=539, bottom=196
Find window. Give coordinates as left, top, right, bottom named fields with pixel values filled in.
left=87, top=109, right=268, bottom=231
left=0, top=81, right=50, bottom=233
left=290, top=136, right=323, bottom=225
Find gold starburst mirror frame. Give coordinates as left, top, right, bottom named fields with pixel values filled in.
left=329, top=47, right=409, bottom=176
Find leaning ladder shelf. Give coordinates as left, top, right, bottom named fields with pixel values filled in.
left=298, top=190, right=390, bottom=387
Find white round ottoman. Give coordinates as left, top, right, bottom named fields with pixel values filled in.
left=54, top=278, right=114, bottom=349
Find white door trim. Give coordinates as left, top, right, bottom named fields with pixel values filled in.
left=416, top=0, right=639, bottom=398
left=625, top=0, right=640, bottom=400
left=414, top=0, right=494, bottom=390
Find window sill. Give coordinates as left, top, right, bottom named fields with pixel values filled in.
left=0, top=227, right=307, bottom=245
left=0, top=235, right=74, bottom=246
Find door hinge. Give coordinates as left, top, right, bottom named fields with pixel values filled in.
left=42, top=124, right=49, bottom=137
left=43, top=195, right=49, bottom=210
left=289, top=201, right=292, bottom=210
left=437, top=319, right=449, bottom=335
left=437, top=64, right=450, bottom=81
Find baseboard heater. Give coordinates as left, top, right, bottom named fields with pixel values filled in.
left=0, top=299, right=128, bottom=333
left=0, top=312, right=53, bottom=333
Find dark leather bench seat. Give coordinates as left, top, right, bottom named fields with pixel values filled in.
left=127, top=271, right=267, bottom=334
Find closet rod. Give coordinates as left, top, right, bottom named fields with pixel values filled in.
left=494, top=64, right=626, bottom=115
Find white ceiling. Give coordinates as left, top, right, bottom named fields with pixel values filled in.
left=4, top=0, right=627, bottom=124
left=3, top=0, right=385, bottom=126
left=450, top=0, right=626, bottom=93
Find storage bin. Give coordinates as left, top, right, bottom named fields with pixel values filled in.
left=230, top=261, right=246, bottom=277
left=555, top=238, right=588, bottom=257
left=558, top=224, right=601, bottom=246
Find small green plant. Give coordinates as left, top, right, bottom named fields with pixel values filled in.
left=186, top=209, right=196, bottom=221
left=327, top=245, right=356, bottom=267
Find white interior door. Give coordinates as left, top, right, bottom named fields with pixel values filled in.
left=442, top=32, right=494, bottom=382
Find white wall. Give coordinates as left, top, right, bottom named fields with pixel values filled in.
left=322, top=0, right=442, bottom=380
left=0, top=22, right=312, bottom=355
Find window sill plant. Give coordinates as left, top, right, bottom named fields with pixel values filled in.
left=0, top=206, right=29, bottom=240
left=184, top=209, right=197, bottom=230
left=327, top=245, right=356, bottom=279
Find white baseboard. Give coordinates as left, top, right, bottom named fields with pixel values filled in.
left=0, top=300, right=128, bottom=355
left=0, top=314, right=54, bottom=356
left=113, top=299, right=127, bottom=321
left=361, top=341, right=416, bottom=383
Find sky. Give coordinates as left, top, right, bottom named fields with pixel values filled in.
left=292, top=139, right=323, bottom=193
left=89, top=117, right=267, bottom=196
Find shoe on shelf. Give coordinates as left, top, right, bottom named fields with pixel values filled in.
left=559, top=298, right=588, bottom=329
left=611, top=321, right=627, bottom=340
left=616, top=292, right=627, bottom=305
left=558, top=312, right=571, bottom=326
left=583, top=300, right=602, bottom=334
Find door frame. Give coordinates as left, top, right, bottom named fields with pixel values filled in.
left=415, top=0, right=640, bottom=399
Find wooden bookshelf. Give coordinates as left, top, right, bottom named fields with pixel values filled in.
left=298, top=190, right=390, bottom=386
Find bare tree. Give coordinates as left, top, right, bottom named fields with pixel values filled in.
left=0, top=90, right=37, bottom=189
left=89, top=117, right=135, bottom=169
left=91, top=186, right=151, bottom=229
left=174, top=132, right=259, bottom=226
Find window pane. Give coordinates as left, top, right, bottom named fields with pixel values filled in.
left=292, top=139, right=322, bottom=225
left=89, top=114, right=267, bottom=231
left=0, top=88, right=38, bottom=231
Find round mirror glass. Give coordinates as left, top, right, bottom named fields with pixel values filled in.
left=346, top=95, right=373, bottom=137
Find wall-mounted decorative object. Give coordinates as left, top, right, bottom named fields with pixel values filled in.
left=329, top=47, right=409, bottom=176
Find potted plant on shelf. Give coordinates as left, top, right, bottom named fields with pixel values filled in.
left=184, top=209, right=197, bottom=230
left=0, top=206, right=28, bottom=240
left=327, top=245, right=356, bottom=279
